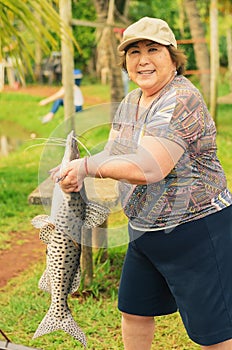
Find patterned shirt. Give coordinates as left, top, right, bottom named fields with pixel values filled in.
left=111, top=75, right=232, bottom=231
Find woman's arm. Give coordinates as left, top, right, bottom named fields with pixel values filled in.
left=59, top=134, right=184, bottom=193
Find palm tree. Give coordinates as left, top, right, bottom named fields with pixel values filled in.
left=0, top=0, right=74, bottom=79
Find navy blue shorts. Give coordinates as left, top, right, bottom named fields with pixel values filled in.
left=118, top=206, right=232, bottom=346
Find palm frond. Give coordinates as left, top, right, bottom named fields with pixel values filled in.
left=0, top=0, right=80, bottom=76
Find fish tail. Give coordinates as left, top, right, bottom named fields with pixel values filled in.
left=33, top=310, right=87, bottom=348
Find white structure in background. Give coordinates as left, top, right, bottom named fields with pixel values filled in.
left=0, top=57, right=25, bottom=91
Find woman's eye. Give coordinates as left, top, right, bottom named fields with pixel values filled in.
left=149, top=47, right=158, bottom=52
left=129, top=49, right=139, bottom=55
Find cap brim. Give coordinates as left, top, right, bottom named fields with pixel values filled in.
left=118, top=36, right=176, bottom=52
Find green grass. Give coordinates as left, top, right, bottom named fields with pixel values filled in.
left=1, top=250, right=199, bottom=350
left=0, top=82, right=232, bottom=349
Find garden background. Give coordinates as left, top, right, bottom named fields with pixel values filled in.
left=0, top=0, right=232, bottom=349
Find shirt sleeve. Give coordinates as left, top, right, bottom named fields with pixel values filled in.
left=112, top=100, right=124, bottom=131
left=112, top=89, right=141, bottom=131
left=144, top=90, right=205, bottom=151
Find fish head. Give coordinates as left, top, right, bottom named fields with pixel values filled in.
left=61, top=130, right=80, bottom=173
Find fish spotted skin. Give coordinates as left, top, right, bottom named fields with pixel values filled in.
left=32, top=130, right=109, bottom=348
left=33, top=231, right=85, bottom=346
left=32, top=130, right=87, bottom=347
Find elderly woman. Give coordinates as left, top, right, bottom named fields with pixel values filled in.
left=58, top=17, right=232, bottom=350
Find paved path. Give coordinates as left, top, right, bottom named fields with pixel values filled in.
left=217, top=93, right=232, bottom=104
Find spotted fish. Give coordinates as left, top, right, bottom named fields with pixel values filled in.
left=31, top=130, right=109, bottom=347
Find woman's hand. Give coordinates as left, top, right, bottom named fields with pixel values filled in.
left=59, top=159, right=86, bottom=193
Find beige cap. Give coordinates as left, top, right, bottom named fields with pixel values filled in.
left=118, top=17, right=177, bottom=52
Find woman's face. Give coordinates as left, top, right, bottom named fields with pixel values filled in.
left=125, top=40, right=176, bottom=97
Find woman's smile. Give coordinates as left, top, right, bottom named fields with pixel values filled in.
left=138, top=69, right=156, bottom=74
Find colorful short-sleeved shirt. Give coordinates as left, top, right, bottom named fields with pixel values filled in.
left=111, top=75, right=232, bottom=230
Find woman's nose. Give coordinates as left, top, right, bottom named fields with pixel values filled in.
left=138, top=53, right=150, bottom=65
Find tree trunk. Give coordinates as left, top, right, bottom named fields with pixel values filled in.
left=34, top=42, right=42, bottom=83
left=81, top=228, right=93, bottom=287
left=59, top=0, right=75, bottom=128
left=227, top=28, right=232, bottom=92
left=94, top=0, right=124, bottom=108
left=184, top=0, right=210, bottom=104
left=94, top=0, right=110, bottom=80
left=92, top=220, right=108, bottom=263
left=210, top=0, right=219, bottom=122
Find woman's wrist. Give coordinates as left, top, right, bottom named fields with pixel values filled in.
left=82, top=155, right=104, bottom=179
left=84, top=156, right=89, bottom=176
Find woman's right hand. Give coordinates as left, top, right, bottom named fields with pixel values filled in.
left=59, top=159, right=86, bottom=193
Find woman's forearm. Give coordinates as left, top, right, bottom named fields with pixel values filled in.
left=85, top=147, right=164, bottom=185
left=59, top=136, right=183, bottom=193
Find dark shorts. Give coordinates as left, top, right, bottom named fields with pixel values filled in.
left=118, top=206, right=232, bottom=346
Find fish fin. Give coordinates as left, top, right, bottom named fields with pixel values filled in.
left=83, top=201, right=110, bottom=229
left=31, top=214, right=54, bottom=244
left=33, top=309, right=87, bottom=348
left=69, top=266, right=81, bottom=294
left=38, top=269, right=51, bottom=293
left=31, top=215, right=51, bottom=229
left=39, top=267, right=81, bottom=294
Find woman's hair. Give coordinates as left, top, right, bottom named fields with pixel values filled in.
left=168, top=45, right=187, bottom=75
left=119, top=44, right=187, bottom=75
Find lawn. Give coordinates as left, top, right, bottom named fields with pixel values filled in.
left=0, top=81, right=231, bottom=349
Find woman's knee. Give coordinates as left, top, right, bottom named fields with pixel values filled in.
left=201, top=338, right=232, bottom=349
left=122, top=312, right=154, bottom=323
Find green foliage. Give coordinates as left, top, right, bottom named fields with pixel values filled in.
left=72, top=0, right=97, bottom=70
left=128, top=0, right=178, bottom=26
left=219, top=36, right=228, bottom=67
left=0, top=0, right=72, bottom=75
left=1, top=0, right=231, bottom=83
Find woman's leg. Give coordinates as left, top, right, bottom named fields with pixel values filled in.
left=122, top=312, right=155, bottom=350
left=201, top=339, right=232, bottom=350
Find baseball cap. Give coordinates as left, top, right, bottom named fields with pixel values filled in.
left=118, top=17, right=177, bottom=52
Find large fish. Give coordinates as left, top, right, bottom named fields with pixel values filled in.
left=31, top=130, right=109, bottom=348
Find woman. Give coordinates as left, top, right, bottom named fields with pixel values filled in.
left=58, top=17, right=232, bottom=350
